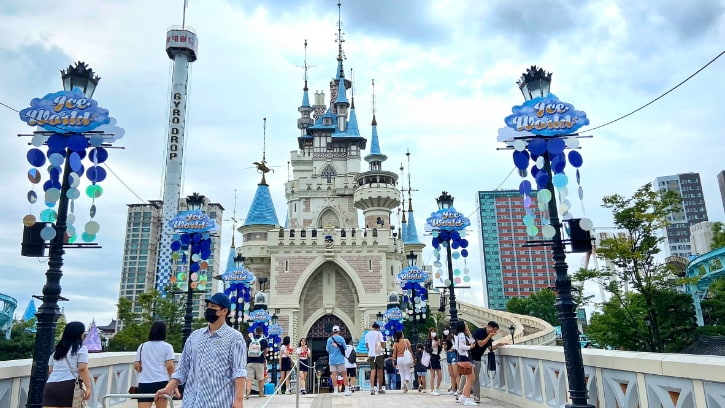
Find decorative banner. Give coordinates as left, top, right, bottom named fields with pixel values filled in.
left=221, top=266, right=256, bottom=285
left=19, top=89, right=111, bottom=133
left=426, top=208, right=470, bottom=231
left=504, top=94, right=589, bottom=137
left=268, top=323, right=284, bottom=337
left=397, top=266, right=429, bottom=283
left=384, top=307, right=404, bottom=321
left=249, top=309, right=271, bottom=324
left=169, top=209, right=218, bottom=233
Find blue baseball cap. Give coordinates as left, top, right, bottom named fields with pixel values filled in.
left=205, top=293, right=231, bottom=310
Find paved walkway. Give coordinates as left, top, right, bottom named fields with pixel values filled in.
left=239, top=390, right=519, bottom=408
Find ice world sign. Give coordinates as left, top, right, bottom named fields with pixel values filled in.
left=504, top=94, right=589, bottom=137
left=249, top=309, right=270, bottom=323
left=221, top=267, right=256, bottom=286
left=384, top=307, right=404, bottom=321
left=397, top=266, right=429, bottom=283
left=426, top=208, right=471, bottom=231
left=19, top=89, right=111, bottom=133
left=169, top=210, right=217, bottom=233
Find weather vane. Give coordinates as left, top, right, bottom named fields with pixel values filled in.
left=253, top=117, right=273, bottom=183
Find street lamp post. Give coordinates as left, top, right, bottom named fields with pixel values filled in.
left=270, top=309, right=279, bottom=386
left=403, top=251, right=426, bottom=345
left=516, top=66, right=593, bottom=408
left=231, top=253, right=246, bottom=331
left=509, top=324, right=516, bottom=345
left=436, top=192, right=459, bottom=328
left=27, top=62, right=100, bottom=408
left=178, top=193, right=206, bottom=348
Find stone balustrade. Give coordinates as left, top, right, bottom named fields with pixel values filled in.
left=478, top=346, right=725, bottom=408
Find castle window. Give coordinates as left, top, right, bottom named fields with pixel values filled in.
left=320, top=165, right=337, bottom=184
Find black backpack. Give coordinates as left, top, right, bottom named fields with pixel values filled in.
left=347, top=347, right=356, bottom=364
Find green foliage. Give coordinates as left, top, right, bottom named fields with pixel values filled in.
left=574, top=183, right=688, bottom=352
left=505, top=289, right=560, bottom=326
left=0, top=320, right=38, bottom=360
left=109, top=289, right=186, bottom=352
left=712, top=222, right=725, bottom=251
left=702, top=276, right=725, bottom=326
left=586, top=290, right=697, bottom=353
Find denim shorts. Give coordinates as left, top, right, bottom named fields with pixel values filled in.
left=446, top=351, right=458, bottom=364
left=416, top=371, right=427, bottom=377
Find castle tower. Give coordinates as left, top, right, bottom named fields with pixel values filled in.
left=353, top=110, right=400, bottom=229
left=155, top=25, right=198, bottom=293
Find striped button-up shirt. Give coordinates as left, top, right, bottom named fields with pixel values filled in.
left=172, top=324, right=247, bottom=408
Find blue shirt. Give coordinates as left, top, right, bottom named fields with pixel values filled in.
left=171, top=324, right=247, bottom=408
left=326, top=335, right=346, bottom=365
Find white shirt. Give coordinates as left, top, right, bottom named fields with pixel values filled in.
left=365, top=330, right=384, bottom=357
left=344, top=345, right=356, bottom=369
left=455, top=333, right=474, bottom=358
left=47, top=346, right=89, bottom=383
left=136, top=340, right=175, bottom=383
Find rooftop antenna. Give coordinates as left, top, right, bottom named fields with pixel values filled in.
left=253, top=117, right=273, bottom=184
left=336, top=1, right=346, bottom=61
left=296, top=39, right=316, bottom=88
left=350, top=68, right=355, bottom=108
left=371, top=79, right=377, bottom=124
left=406, top=149, right=417, bottom=211
left=224, top=189, right=240, bottom=247
left=400, top=161, right=407, bottom=224
left=182, top=0, right=188, bottom=29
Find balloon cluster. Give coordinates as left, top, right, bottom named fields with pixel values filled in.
left=267, top=323, right=284, bottom=348
left=224, top=284, right=252, bottom=323
left=24, top=132, right=109, bottom=243
left=169, top=232, right=212, bottom=291
left=383, top=319, right=404, bottom=339
left=431, top=230, right=471, bottom=286
left=511, top=136, right=589, bottom=237
left=248, top=309, right=271, bottom=336
left=400, top=282, right=428, bottom=322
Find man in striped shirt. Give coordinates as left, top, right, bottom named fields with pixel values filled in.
left=156, top=293, right=247, bottom=408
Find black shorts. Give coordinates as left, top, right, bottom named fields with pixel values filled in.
left=281, top=357, right=292, bottom=371
left=299, top=358, right=310, bottom=372
left=430, top=354, right=442, bottom=370
left=346, top=367, right=356, bottom=377
left=137, top=381, right=168, bottom=402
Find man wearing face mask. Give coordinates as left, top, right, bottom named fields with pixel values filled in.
left=155, top=293, right=247, bottom=408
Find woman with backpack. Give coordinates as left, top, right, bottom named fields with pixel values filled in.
left=454, top=320, right=477, bottom=406
left=344, top=338, right=357, bottom=393
left=279, top=336, right=293, bottom=394
left=425, top=327, right=443, bottom=395
left=391, top=331, right=414, bottom=392
left=42, top=321, right=92, bottom=407
left=296, top=338, right=311, bottom=395
left=134, top=321, right=175, bottom=408
left=414, top=343, right=428, bottom=392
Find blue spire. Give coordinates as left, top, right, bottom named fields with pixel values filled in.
left=301, top=88, right=310, bottom=107
left=243, top=183, right=279, bottom=226
left=400, top=217, right=408, bottom=242
left=284, top=212, right=289, bottom=228
left=345, top=104, right=360, bottom=136
left=23, top=299, right=36, bottom=322
left=224, top=246, right=236, bottom=275
left=335, top=77, right=349, bottom=104
left=405, top=209, right=423, bottom=245
left=365, top=116, right=387, bottom=163
left=336, top=58, right=345, bottom=80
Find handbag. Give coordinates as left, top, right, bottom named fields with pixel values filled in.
left=487, top=349, right=497, bottom=379
left=421, top=350, right=431, bottom=367
left=64, top=357, right=87, bottom=408
left=402, top=341, right=414, bottom=367
left=129, top=343, right=144, bottom=394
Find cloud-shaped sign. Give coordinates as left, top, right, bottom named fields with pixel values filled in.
left=425, top=208, right=471, bottom=231
left=19, top=89, right=111, bottom=133
left=504, top=94, right=589, bottom=137
left=169, top=210, right=218, bottom=234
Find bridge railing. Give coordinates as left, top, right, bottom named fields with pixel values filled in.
left=476, top=345, right=725, bottom=407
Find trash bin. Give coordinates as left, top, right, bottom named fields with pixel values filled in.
left=264, top=382, right=275, bottom=395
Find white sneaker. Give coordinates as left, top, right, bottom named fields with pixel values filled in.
left=464, top=398, right=479, bottom=406
left=402, top=382, right=408, bottom=393
left=432, top=390, right=441, bottom=396
left=333, top=389, right=339, bottom=395
left=345, top=387, right=352, bottom=396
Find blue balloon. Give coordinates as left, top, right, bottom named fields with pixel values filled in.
left=180, top=235, right=191, bottom=244
left=461, top=249, right=469, bottom=257
left=192, top=233, right=202, bottom=242
left=552, top=154, right=566, bottom=173
left=86, top=166, right=107, bottom=182
left=531, top=164, right=540, bottom=179
left=450, top=231, right=460, bottom=241
left=170, top=241, right=181, bottom=251
left=527, top=138, right=547, bottom=155
left=191, top=244, right=201, bottom=253
left=27, top=148, right=46, bottom=167
left=47, top=134, right=67, bottom=152
left=451, top=241, right=460, bottom=249
left=89, top=147, right=109, bottom=163
left=190, top=262, right=200, bottom=272
left=440, top=231, right=450, bottom=241
left=69, top=152, right=82, bottom=172
left=513, top=150, right=530, bottom=170
left=536, top=172, right=550, bottom=189
left=67, top=134, right=88, bottom=152
left=459, top=239, right=469, bottom=248
left=568, top=150, right=584, bottom=168
left=547, top=137, right=566, bottom=154
left=519, top=180, right=532, bottom=195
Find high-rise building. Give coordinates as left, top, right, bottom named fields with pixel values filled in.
left=118, top=196, right=223, bottom=327
left=718, top=171, right=725, bottom=213
left=691, top=221, right=715, bottom=255
left=477, top=190, right=554, bottom=310
left=654, top=173, right=708, bottom=258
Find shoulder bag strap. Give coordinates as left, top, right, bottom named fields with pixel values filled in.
left=64, top=356, right=79, bottom=381
left=138, top=343, right=144, bottom=369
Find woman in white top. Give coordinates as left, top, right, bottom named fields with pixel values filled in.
left=296, top=338, right=311, bottom=394
left=43, top=321, right=92, bottom=408
left=279, top=336, right=294, bottom=394
left=134, top=322, right=175, bottom=408
left=454, top=320, right=477, bottom=406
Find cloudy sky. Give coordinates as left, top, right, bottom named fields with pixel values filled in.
left=1, top=0, right=724, bottom=327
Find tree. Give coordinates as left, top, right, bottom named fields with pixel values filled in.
left=574, top=183, right=684, bottom=352
left=586, top=290, right=697, bottom=352
left=505, top=289, right=560, bottom=326
left=0, top=320, right=37, bottom=360
left=711, top=222, right=725, bottom=251
left=702, top=276, right=725, bottom=326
